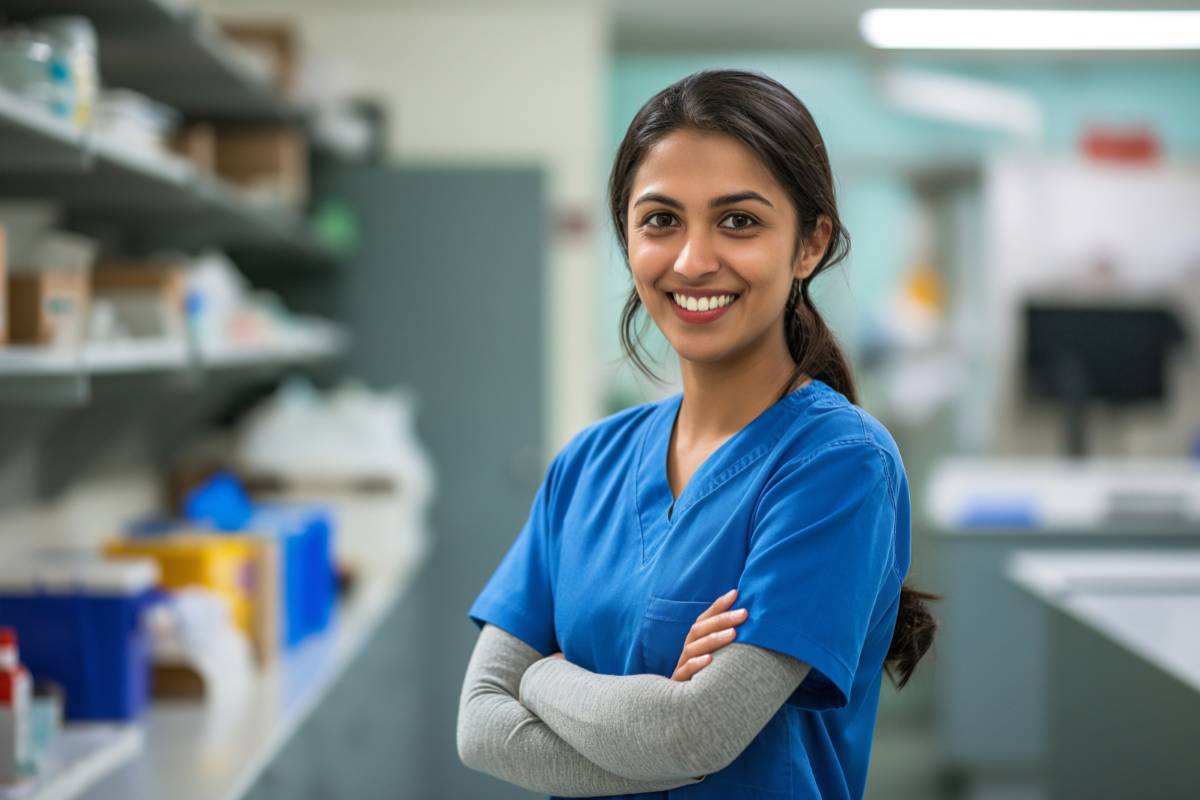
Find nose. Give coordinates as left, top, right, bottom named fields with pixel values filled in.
left=673, top=231, right=720, bottom=280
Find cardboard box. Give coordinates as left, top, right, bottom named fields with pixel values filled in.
left=92, top=261, right=189, bottom=339
left=214, top=127, right=308, bottom=206
left=93, top=261, right=186, bottom=296
left=168, top=123, right=217, bottom=173
left=0, top=225, right=7, bottom=345
left=217, top=20, right=299, bottom=97
left=8, top=270, right=90, bottom=345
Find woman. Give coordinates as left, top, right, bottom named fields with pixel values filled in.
left=457, top=69, right=937, bottom=800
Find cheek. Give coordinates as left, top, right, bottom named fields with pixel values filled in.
left=627, top=238, right=678, bottom=286
left=720, top=238, right=793, bottom=291
left=719, top=236, right=780, bottom=270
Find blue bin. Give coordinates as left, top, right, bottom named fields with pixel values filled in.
left=253, top=505, right=335, bottom=647
left=0, top=560, right=159, bottom=721
left=183, top=473, right=336, bottom=648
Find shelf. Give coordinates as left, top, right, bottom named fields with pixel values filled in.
left=200, top=322, right=348, bottom=369
left=0, top=339, right=190, bottom=376
left=50, top=531, right=428, bottom=800
left=0, top=88, right=86, bottom=171
left=0, top=323, right=348, bottom=404
left=0, top=0, right=301, bottom=122
left=0, top=725, right=143, bottom=800
left=0, top=87, right=336, bottom=265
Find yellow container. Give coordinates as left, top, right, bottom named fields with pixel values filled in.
left=104, top=533, right=274, bottom=663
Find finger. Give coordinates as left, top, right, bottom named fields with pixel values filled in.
left=688, top=607, right=749, bottom=641
left=693, top=589, right=738, bottom=624
left=671, top=653, right=711, bottom=682
left=681, top=627, right=738, bottom=661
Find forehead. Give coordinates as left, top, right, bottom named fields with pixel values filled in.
left=631, top=129, right=783, bottom=202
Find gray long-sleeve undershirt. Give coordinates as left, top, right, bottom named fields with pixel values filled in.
left=458, top=623, right=810, bottom=796
left=457, top=624, right=705, bottom=797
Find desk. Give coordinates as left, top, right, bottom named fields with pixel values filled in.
left=1009, top=551, right=1200, bottom=800
left=927, top=455, right=1200, bottom=775
left=932, top=523, right=1199, bottom=776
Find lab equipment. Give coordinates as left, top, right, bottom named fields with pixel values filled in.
left=1023, top=302, right=1189, bottom=457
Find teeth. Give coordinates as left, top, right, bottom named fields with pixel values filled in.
left=672, top=293, right=737, bottom=312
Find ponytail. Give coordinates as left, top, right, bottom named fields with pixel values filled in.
left=779, top=275, right=939, bottom=689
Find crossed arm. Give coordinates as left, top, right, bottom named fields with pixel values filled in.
left=457, top=624, right=810, bottom=795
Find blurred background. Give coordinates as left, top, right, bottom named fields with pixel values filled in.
left=0, top=1, right=1197, bottom=799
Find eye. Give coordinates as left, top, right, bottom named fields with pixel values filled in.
left=719, top=213, right=759, bottom=231
left=643, top=211, right=678, bottom=230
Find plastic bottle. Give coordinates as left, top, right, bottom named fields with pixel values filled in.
left=33, top=16, right=99, bottom=127
left=0, top=627, right=32, bottom=784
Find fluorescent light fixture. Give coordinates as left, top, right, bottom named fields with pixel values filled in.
left=861, top=9, right=1200, bottom=50
left=879, top=67, right=1043, bottom=139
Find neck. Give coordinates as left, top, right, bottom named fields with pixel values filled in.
left=674, top=329, right=805, bottom=446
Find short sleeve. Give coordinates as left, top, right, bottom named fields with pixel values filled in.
left=467, top=451, right=563, bottom=656
left=734, top=440, right=901, bottom=710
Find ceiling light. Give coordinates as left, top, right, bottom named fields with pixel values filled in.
left=861, top=9, right=1200, bottom=50
left=879, top=68, right=1043, bottom=139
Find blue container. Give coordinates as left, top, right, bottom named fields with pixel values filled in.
left=0, top=560, right=159, bottom=722
left=253, top=505, right=335, bottom=647
left=183, top=473, right=336, bottom=648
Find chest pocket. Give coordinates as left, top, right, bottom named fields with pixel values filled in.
left=638, top=596, right=710, bottom=677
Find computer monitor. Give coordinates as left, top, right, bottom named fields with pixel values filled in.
left=1022, top=302, right=1189, bottom=457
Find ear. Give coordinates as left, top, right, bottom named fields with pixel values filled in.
left=793, top=215, right=833, bottom=281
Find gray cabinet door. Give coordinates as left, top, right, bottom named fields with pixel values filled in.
left=247, top=165, right=546, bottom=800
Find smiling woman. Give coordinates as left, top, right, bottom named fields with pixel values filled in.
left=610, top=74, right=845, bottom=406
left=459, top=69, right=937, bottom=800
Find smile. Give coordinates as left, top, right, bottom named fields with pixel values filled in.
left=665, top=292, right=740, bottom=324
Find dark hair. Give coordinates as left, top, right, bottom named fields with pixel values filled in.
left=608, top=69, right=937, bottom=689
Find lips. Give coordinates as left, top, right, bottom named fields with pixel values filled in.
left=665, top=291, right=740, bottom=324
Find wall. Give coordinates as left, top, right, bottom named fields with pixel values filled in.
left=201, top=0, right=611, bottom=456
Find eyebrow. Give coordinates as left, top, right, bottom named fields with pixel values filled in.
left=633, top=190, right=775, bottom=210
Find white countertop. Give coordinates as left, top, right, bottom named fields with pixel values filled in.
left=1009, top=550, right=1200, bottom=694
left=929, top=458, right=1200, bottom=533
left=22, top=529, right=427, bottom=800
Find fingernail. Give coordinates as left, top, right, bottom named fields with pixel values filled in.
left=724, top=588, right=737, bottom=599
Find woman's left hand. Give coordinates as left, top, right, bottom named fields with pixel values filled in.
left=671, top=588, right=748, bottom=681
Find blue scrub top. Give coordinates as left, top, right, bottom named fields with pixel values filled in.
left=469, top=378, right=911, bottom=800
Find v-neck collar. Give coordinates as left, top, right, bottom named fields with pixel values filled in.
left=632, top=379, right=830, bottom=565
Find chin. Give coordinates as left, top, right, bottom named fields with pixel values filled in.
left=670, top=341, right=739, bottom=367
